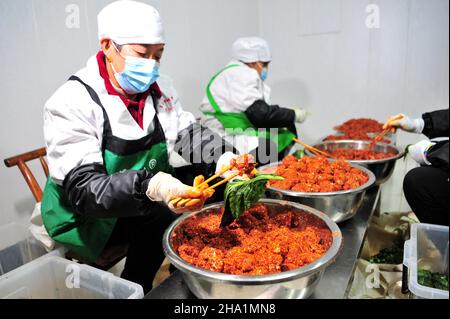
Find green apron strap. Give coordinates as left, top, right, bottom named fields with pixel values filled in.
left=41, top=76, right=173, bottom=262
left=205, top=64, right=241, bottom=114
left=203, top=64, right=296, bottom=153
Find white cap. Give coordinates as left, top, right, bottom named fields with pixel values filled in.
left=231, top=37, right=271, bottom=63
left=97, top=0, right=165, bottom=45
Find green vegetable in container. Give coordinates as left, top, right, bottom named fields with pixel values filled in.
left=220, top=174, right=284, bottom=228
left=418, top=269, right=449, bottom=290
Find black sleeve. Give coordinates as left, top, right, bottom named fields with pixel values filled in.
left=422, top=109, right=449, bottom=139
left=63, top=163, right=154, bottom=218
left=245, top=100, right=297, bottom=135
left=173, top=123, right=237, bottom=179
left=427, top=141, right=449, bottom=170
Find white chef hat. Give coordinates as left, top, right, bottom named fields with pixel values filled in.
left=231, top=37, right=271, bottom=63
left=97, top=0, right=165, bottom=45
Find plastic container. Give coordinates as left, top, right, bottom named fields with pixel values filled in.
left=0, top=255, right=143, bottom=299
left=403, top=223, right=449, bottom=299
left=0, top=223, right=52, bottom=275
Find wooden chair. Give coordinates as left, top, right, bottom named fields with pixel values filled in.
left=4, top=147, right=127, bottom=271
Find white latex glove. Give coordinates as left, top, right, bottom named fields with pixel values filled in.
left=215, top=152, right=254, bottom=180
left=383, top=113, right=424, bottom=133
left=408, top=140, right=435, bottom=165
left=146, top=172, right=202, bottom=212
left=215, top=152, right=237, bottom=176
left=293, top=108, right=310, bottom=123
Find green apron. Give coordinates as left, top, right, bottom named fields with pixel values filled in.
left=41, top=76, right=172, bottom=262
left=202, top=64, right=296, bottom=153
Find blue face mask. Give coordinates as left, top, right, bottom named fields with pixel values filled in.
left=110, top=44, right=160, bottom=94
left=260, top=67, right=268, bottom=81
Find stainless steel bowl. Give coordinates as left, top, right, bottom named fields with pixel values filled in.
left=260, top=161, right=376, bottom=223
left=163, top=199, right=343, bottom=299
left=321, top=131, right=397, bottom=145
left=308, top=140, right=404, bottom=185
left=333, top=130, right=397, bottom=144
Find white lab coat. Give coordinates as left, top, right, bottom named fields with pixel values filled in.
left=199, top=60, right=271, bottom=154
left=35, top=56, right=195, bottom=250
left=44, top=55, right=196, bottom=185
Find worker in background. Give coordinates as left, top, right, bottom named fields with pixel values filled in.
left=200, top=37, right=309, bottom=164
left=40, top=0, right=238, bottom=293
left=384, top=109, right=449, bottom=226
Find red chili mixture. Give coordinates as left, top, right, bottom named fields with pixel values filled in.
left=335, top=118, right=384, bottom=134
left=268, top=156, right=369, bottom=192
left=329, top=149, right=397, bottom=160
left=324, top=131, right=391, bottom=144
left=172, top=204, right=333, bottom=275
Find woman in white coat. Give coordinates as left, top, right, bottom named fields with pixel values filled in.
left=200, top=37, right=308, bottom=164
left=41, top=1, right=237, bottom=293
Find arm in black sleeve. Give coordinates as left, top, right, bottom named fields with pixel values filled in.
left=245, top=100, right=296, bottom=129
left=63, top=163, right=154, bottom=218
left=422, top=109, right=449, bottom=139
left=245, top=100, right=298, bottom=136
left=174, top=123, right=237, bottom=179
left=427, top=141, right=449, bottom=170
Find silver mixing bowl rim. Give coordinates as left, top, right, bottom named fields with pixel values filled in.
left=309, top=140, right=405, bottom=165
left=163, top=198, right=343, bottom=285
left=259, top=161, right=376, bottom=198
left=318, top=134, right=395, bottom=145
left=334, top=128, right=395, bottom=137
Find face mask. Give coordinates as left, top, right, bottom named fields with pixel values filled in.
left=260, top=67, right=268, bottom=81
left=110, top=43, right=160, bottom=94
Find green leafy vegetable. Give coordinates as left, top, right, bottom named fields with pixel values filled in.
left=418, top=269, right=449, bottom=290
left=402, top=144, right=413, bottom=162
left=294, top=149, right=306, bottom=159
left=220, top=174, right=284, bottom=227
left=369, top=241, right=404, bottom=264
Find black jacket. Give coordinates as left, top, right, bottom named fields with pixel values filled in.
left=422, top=109, right=449, bottom=170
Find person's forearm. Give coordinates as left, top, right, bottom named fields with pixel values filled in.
left=63, top=163, right=154, bottom=218
left=427, top=141, right=449, bottom=169
left=174, top=123, right=237, bottom=177
left=422, top=109, right=449, bottom=139
left=245, top=100, right=295, bottom=128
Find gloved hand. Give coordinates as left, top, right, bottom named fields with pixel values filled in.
left=383, top=113, right=424, bottom=133
left=407, top=140, right=435, bottom=165
left=215, top=152, right=237, bottom=178
left=146, top=172, right=202, bottom=213
left=293, top=108, right=310, bottom=123
left=215, top=152, right=256, bottom=180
